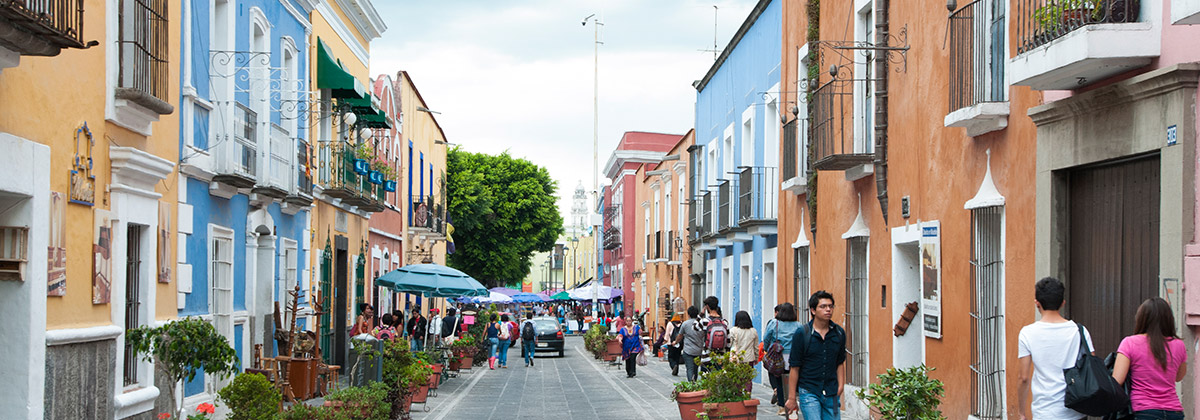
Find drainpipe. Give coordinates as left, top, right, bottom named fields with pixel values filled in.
left=874, top=0, right=890, bottom=222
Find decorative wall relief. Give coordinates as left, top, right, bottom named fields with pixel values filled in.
left=157, top=201, right=171, bottom=283
left=47, top=191, right=67, bottom=296
left=70, top=123, right=95, bottom=206
left=92, top=208, right=112, bottom=304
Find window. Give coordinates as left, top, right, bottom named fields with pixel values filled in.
left=764, top=85, right=780, bottom=170
left=283, top=239, right=299, bottom=313
left=192, top=103, right=210, bottom=150
left=741, top=108, right=754, bottom=168
left=795, top=246, right=810, bottom=312
left=123, top=224, right=145, bottom=386
left=971, top=206, right=1005, bottom=419
left=949, top=0, right=1007, bottom=112
left=118, top=0, right=169, bottom=102
left=209, top=225, right=234, bottom=390
left=844, top=236, right=869, bottom=387
left=797, top=44, right=810, bottom=178
left=234, top=104, right=258, bottom=177
left=854, top=3, right=875, bottom=154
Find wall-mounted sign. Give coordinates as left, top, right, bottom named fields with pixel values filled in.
left=48, top=192, right=67, bottom=296
left=93, top=208, right=112, bottom=304
left=1167, top=125, right=1178, bottom=146
left=921, top=222, right=942, bottom=339
left=158, top=201, right=171, bottom=283
left=70, top=123, right=95, bottom=206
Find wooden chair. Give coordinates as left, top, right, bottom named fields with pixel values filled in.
left=317, top=363, right=340, bottom=396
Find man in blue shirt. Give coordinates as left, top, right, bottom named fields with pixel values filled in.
left=785, top=290, right=846, bottom=420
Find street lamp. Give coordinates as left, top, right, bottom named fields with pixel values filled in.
left=583, top=12, right=603, bottom=319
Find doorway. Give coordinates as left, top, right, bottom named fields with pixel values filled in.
left=891, top=238, right=923, bottom=369
left=334, top=235, right=349, bottom=366
left=1067, top=154, right=1160, bottom=357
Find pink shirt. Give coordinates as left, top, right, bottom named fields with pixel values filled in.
left=1117, top=335, right=1187, bottom=412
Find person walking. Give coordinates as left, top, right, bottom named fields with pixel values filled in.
left=426, top=308, right=442, bottom=349
left=441, top=308, right=461, bottom=345
left=1111, top=297, right=1188, bottom=420
left=730, top=310, right=759, bottom=366
left=618, top=315, right=643, bottom=378
left=666, top=315, right=684, bottom=376
left=764, top=303, right=802, bottom=416
left=486, top=314, right=500, bottom=370
left=675, top=306, right=705, bottom=382
left=521, top=316, right=538, bottom=367
left=785, top=291, right=846, bottom=420
left=407, top=308, right=427, bottom=352
left=497, top=314, right=513, bottom=368
left=1016, top=277, right=1094, bottom=420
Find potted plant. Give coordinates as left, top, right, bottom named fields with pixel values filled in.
left=604, top=335, right=623, bottom=362
left=450, top=334, right=478, bottom=369
left=583, top=325, right=608, bottom=358
left=671, top=379, right=708, bottom=420
left=853, top=364, right=946, bottom=420
left=126, top=318, right=239, bottom=420
left=353, top=142, right=375, bottom=175
left=322, top=382, right=390, bottom=419
left=405, top=360, right=435, bottom=409
left=217, top=372, right=281, bottom=420
left=699, top=351, right=759, bottom=420
left=418, top=349, right=446, bottom=391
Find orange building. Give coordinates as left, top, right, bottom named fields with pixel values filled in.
left=776, top=0, right=1039, bottom=417
left=632, top=130, right=695, bottom=330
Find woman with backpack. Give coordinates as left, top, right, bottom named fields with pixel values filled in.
left=763, top=303, right=802, bottom=416
left=497, top=314, right=513, bottom=368
left=730, top=311, right=760, bottom=367
left=618, top=315, right=644, bottom=378
left=1111, top=297, right=1188, bottom=420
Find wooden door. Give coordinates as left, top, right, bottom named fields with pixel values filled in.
left=1068, top=155, right=1159, bottom=357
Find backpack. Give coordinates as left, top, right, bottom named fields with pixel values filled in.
left=498, top=322, right=510, bottom=340
left=669, top=322, right=682, bottom=348
left=521, top=322, right=536, bottom=341
left=705, top=317, right=729, bottom=351
left=763, top=321, right=787, bottom=376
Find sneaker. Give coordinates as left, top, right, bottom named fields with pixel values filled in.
left=770, top=391, right=777, bottom=405
left=776, top=407, right=786, bottom=416
left=672, top=366, right=679, bottom=376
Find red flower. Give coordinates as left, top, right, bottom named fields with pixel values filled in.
left=196, top=403, right=215, bottom=414
left=157, top=413, right=171, bottom=420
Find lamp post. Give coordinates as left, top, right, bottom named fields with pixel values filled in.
left=583, top=13, right=602, bottom=319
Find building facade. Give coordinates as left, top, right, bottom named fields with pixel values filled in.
left=601, top=131, right=681, bottom=316
left=635, top=130, right=694, bottom=329
left=1, top=0, right=180, bottom=418
left=690, top=0, right=782, bottom=349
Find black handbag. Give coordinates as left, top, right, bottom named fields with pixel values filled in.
left=1102, top=352, right=1135, bottom=420
left=1063, top=324, right=1129, bottom=416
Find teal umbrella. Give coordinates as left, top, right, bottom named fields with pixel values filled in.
left=375, top=264, right=488, bottom=298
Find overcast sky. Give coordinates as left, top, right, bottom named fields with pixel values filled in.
left=369, top=0, right=758, bottom=222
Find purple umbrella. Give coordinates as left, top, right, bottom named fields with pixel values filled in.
left=489, top=287, right=521, bottom=296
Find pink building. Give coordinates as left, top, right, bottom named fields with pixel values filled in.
left=601, top=131, right=680, bottom=316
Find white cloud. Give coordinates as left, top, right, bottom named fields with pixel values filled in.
left=369, top=0, right=758, bottom=220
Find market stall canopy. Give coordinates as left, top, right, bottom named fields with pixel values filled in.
left=511, top=292, right=546, bottom=303
left=316, top=38, right=367, bottom=100
left=477, top=291, right=514, bottom=304
left=375, top=264, right=487, bottom=298
left=549, top=291, right=572, bottom=301
left=568, top=285, right=623, bottom=302
left=489, top=287, right=521, bottom=297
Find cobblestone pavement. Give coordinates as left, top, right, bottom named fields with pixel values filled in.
left=413, top=335, right=778, bottom=420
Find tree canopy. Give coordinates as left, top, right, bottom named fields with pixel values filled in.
left=446, top=149, right=563, bottom=288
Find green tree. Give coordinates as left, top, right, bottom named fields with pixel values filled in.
left=447, top=149, right=563, bottom=287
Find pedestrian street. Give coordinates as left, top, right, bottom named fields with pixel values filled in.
left=414, top=335, right=777, bottom=420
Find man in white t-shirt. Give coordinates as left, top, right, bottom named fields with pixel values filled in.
left=1017, top=277, right=1094, bottom=420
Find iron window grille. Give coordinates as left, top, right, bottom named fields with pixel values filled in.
left=118, top=0, right=169, bottom=102
left=949, top=0, right=1007, bottom=112
left=844, top=236, right=869, bottom=388
left=123, top=225, right=144, bottom=386
left=970, top=206, right=1005, bottom=419
left=795, top=246, right=810, bottom=313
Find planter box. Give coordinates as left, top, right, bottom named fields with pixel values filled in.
left=353, top=159, right=370, bottom=175
left=412, top=384, right=430, bottom=404
left=384, top=180, right=397, bottom=192
left=703, top=399, right=760, bottom=420
left=676, top=390, right=709, bottom=420
left=368, top=170, right=384, bottom=184
left=605, top=339, right=622, bottom=362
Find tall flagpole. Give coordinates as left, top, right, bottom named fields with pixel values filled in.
left=583, top=13, right=602, bottom=320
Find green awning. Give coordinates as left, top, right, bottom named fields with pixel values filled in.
left=316, top=38, right=367, bottom=100
left=359, top=111, right=391, bottom=129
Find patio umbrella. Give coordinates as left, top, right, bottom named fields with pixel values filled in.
left=375, top=264, right=488, bottom=298
left=489, top=287, right=522, bottom=296
left=511, top=292, right=546, bottom=303
left=475, top=291, right=513, bottom=304
left=550, top=291, right=572, bottom=301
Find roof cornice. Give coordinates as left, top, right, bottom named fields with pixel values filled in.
left=693, top=0, right=773, bottom=92
left=332, top=0, right=387, bottom=41
left=603, top=150, right=666, bottom=179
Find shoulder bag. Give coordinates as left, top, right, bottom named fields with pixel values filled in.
left=1063, top=323, right=1128, bottom=416
left=763, top=321, right=787, bottom=376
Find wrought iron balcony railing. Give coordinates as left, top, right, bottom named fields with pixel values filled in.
left=738, top=166, right=778, bottom=224
left=603, top=226, right=621, bottom=250
left=0, top=0, right=88, bottom=55
left=411, top=195, right=446, bottom=234
left=701, top=192, right=713, bottom=237
left=316, top=140, right=386, bottom=212
left=782, top=120, right=799, bottom=180
left=717, top=180, right=733, bottom=232
left=950, top=0, right=1007, bottom=112
left=812, top=78, right=873, bottom=171
left=1016, top=0, right=1141, bottom=54
left=117, top=0, right=170, bottom=105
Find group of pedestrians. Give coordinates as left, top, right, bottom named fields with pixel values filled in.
left=484, top=313, right=544, bottom=369
left=350, top=303, right=452, bottom=351
left=1018, top=277, right=1187, bottom=420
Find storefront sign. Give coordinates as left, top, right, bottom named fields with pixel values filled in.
left=921, top=222, right=942, bottom=339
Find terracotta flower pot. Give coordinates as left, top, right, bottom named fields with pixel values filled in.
left=605, top=339, right=622, bottom=362
left=411, top=383, right=430, bottom=404
left=448, top=358, right=462, bottom=371
left=702, top=399, right=760, bottom=420
left=428, top=373, right=441, bottom=390
left=459, top=356, right=474, bottom=368
left=675, top=390, right=709, bottom=420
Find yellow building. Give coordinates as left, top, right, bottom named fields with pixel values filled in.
left=306, top=0, right=386, bottom=368
left=0, top=0, right=180, bottom=418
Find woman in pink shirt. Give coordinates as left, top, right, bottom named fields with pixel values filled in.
left=1111, top=297, right=1188, bottom=420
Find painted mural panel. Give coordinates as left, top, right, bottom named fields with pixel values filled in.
left=93, top=208, right=112, bottom=304
left=158, top=201, right=171, bottom=283
left=47, top=191, right=67, bottom=296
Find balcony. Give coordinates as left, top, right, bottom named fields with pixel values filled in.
left=946, top=0, right=1010, bottom=137
left=717, top=180, right=732, bottom=232
left=812, top=79, right=873, bottom=171
left=695, top=192, right=716, bottom=251
left=411, top=195, right=446, bottom=235
left=1010, top=0, right=1158, bottom=90
left=0, top=0, right=89, bottom=62
left=212, top=104, right=258, bottom=189
left=603, top=205, right=621, bottom=250
left=284, top=139, right=314, bottom=208
left=780, top=120, right=807, bottom=194
left=738, top=166, right=778, bottom=236
left=315, top=140, right=386, bottom=213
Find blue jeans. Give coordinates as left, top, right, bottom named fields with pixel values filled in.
left=497, top=339, right=510, bottom=366
left=523, top=340, right=536, bottom=365
left=683, top=353, right=700, bottom=382
left=1134, top=410, right=1184, bottom=420
left=797, top=387, right=840, bottom=420
left=488, top=337, right=499, bottom=362
left=411, top=337, right=424, bottom=352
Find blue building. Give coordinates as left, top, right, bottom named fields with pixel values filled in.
left=176, top=0, right=316, bottom=402
left=690, top=0, right=781, bottom=377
